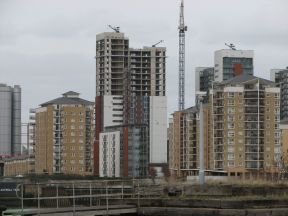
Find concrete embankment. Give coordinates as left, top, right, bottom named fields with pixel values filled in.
left=139, top=207, right=288, bottom=216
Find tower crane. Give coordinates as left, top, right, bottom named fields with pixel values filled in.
left=152, top=40, right=164, bottom=47
left=108, top=25, right=120, bottom=33
left=225, top=43, right=236, bottom=50
left=178, top=0, right=187, bottom=111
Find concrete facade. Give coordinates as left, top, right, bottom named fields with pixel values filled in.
left=95, top=31, right=167, bottom=177
left=99, top=131, right=120, bottom=177
left=214, top=49, right=254, bottom=82
left=101, top=125, right=149, bottom=177
left=149, top=96, right=167, bottom=164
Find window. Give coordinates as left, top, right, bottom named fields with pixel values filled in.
left=228, top=138, right=234, bottom=145
left=228, top=153, right=235, bottom=160
left=228, top=92, right=235, bottom=98
left=228, top=99, right=234, bottom=106
left=228, top=107, right=235, bottom=114
left=228, top=146, right=234, bottom=153
left=274, top=147, right=281, bottom=153
left=228, top=131, right=235, bottom=138
left=228, top=115, right=234, bottom=122
left=228, top=123, right=234, bottom=129
left=113, top=114, right=123, bottom=117
left=228, top=161, right=235, bottom=167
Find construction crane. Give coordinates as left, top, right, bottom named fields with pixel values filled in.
left=152, top=40, right=164, bottom=47
left=108, top=25, right=120, bottom=33
left=225, top=43, right=236, bottom=50
left=178, top=0, right=187, bottom=111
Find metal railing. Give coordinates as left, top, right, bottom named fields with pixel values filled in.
left=13, top=179, right=145, bottom=216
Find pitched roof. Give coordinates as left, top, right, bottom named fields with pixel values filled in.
left=220, top=74, right=275, bottom=86
left=40, top=92, right=94, bottom=107
left=183, top=106, right=198, bottom=113
left=62, top=91, right=80, bottom=96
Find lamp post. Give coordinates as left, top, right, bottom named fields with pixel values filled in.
left=199, top=97, right=205, bottom=185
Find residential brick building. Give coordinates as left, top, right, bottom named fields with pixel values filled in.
left=35, top=91, right=94, bottom=175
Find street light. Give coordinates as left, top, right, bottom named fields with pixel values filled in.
left=197, top=93, right=206, bottom=185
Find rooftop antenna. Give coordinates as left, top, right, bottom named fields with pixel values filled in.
left=178, top=0, right=187, bottom=111
left=152, top=40, right=164, bottom=47
left=225, top=43, right=236, bottom=50
left=108, top=25, right=120, bottom=33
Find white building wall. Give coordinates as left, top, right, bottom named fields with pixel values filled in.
left=214, top=49, right=254, bottom=82
left=223, top=86, right=244, bottom=92
left=99, top=131, right=120, bottom=177
left=149, top=96, right=167, bottom=163
left=103, top=95, right=123, bottom=128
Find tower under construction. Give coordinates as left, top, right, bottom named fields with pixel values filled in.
left=178, top=0, right=187, bottom=111
left=95, top=30, right=167, bottom=177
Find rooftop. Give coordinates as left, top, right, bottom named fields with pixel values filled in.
left=40, top=91, right=94, bottom=107
left=219, top=74, right=276, bottom=86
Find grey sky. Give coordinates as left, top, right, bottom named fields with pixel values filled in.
left=1, top=0, right=288, bottom=122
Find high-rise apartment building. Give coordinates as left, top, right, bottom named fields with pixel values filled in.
left=95, top=31, right=167, bottom=177
left=35, top=91, right=94, bottom=175
left=0, top=84, right=21, bottom=157
left=96, top=32, right=129, bottom=96
left=195, top=67, right=214, bottom=104
left=169, top=106, right=211, bottom=177
left=195, top=49, right=254, bottom=105
left=100, top=124, right=148, bottom=177
left=195, top=67, right=214, bottom=93
left=214, top=49, right=254, bottom=82
left=270, top=67, right=288, bottom=120
left=210, top=75, right=280, bottom=175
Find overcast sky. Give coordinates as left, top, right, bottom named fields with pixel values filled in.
left=1, top=0, right=288, bottom=122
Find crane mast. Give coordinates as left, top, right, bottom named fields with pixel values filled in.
left=178, top=0, right=187, bottom=111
